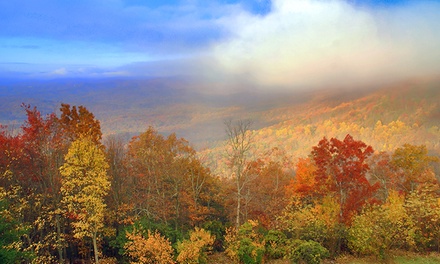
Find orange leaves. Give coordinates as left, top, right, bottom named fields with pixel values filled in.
left=125, top=228, right=175, bottom=264
left=58, top=103, right=102, bottom=144
left=125, top=126, right=222, bottom=227
left=286, top=158, right=317, bottom=198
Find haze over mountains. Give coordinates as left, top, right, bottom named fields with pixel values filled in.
left=1, top=76, right=439, bottom=156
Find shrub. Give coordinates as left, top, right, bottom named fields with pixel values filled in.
left=124, top=228, right=175, bottom=264
left=176, top=227, right=214, bottom=264
left=237, top=238, right=265, bottom=264
left=348, top=191, right=414, bottom=258
left=289, top=240, right=329, bottom=264
left=201, top=220, right=226, bottom=251
left=224, top=220, right=266, bottom=264
left=264, top=230, right=288, bottom=259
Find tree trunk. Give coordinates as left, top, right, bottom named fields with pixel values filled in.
left=56, top=214, right=64, bottom=263
left=236, top=193, right=241, bottom=229
left=92, top=231, right=99, bottom=264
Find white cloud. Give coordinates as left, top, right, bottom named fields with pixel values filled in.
left=206, top=0, right=440, bottom=90
left=102, top=70, right=130, bottom=76
left=51, top=67, right=67, bottom=75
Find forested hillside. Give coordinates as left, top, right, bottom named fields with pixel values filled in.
left=0, top=78, right=439, bottom=263
left=204, top=78, right=440, bottom=177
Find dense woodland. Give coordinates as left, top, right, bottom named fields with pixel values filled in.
left=1, top=101, right=440, bottom=264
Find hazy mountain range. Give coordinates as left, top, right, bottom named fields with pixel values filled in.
left=1, top=76, right=439, bottom=154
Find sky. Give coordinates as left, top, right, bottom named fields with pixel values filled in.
left=1, top=0, right=440, bottom=90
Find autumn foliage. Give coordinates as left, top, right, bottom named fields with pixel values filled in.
left=125, top=228, right=175, bottom=264
left=310, top=134, right=378, bottom=223
left=0, top=104, right=439, bottom=263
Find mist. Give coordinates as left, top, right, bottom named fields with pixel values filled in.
left=190, top=0, right=440, bottom=91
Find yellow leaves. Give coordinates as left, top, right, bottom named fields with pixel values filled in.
left=60, top=136, right=110, bottom=255
left=224, top=221, right=265, bottom=263
left=176, top=227, right=214, bottom=264
left=404, top=184, right=440, bottom=250
left=125, top=228, right=175, bottom=264
left=224, top=226, right=239, bottom=262
left=349, top=184, right=440, bottom=256
left=279, top=195, right=340, bottom=236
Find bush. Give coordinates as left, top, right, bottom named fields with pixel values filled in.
left=177, top=227, right=214, bottom=264
left=201, top=220, right=226, bottom=251
left=0, top=199, right=32, bottom=263
left=237, top=238, right=265, bottom=264
left=279, top=195, right=343, bottom=256
left=348, top=191, right=414, bottom=258
left=124, top=228, right=175, bottom=264
left=225, top=220, right=266, bottom=264
left=290, top=240, right=329, bottom=264
left=264, top=230, right=288, bottom=259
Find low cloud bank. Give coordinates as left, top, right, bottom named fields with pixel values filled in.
left=198, top=0, right=440, bottom=91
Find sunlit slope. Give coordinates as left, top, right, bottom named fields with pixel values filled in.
left=1, top=77, right=439, bottom=155
left=204, top=78, right=440, bottom=174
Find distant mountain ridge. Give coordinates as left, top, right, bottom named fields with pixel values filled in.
left=1, top=77, right=439, bottom=156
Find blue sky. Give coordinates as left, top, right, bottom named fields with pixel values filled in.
left=1, top=0, right=439, bottom=89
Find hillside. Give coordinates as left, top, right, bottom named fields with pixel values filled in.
left=203, top=77, right=440, bottom=175
left=1, top=76, right=440, bottom=263
left=0, top=77, right=301, bottom=145
left=1, top=77, right=439, bottom=157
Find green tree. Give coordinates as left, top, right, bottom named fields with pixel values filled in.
left=60, top=136, right=110, bottom=263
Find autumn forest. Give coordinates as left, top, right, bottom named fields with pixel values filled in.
left=1, top=80, right=440, bottom=264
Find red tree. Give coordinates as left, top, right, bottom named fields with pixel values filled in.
left=311, top=134, right=378, bottom=224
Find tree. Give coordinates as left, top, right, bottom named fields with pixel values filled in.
left=405, top=184, right=440, bottom=251
left=348, top=190, right=414, bottom=258
left=60, top=136, right=110, bottom=264
left=125, top=127, right=221, bottom=230
left=58, top=103, right=102, bottom=144
left=224, top=119, right=254, bottom=229
left=311, top=134, right=377, bottom=223
left=184, top=157, right=222, bottom=226
left=21, top=105, right=67, bottom=262
left=104, top=135, right=133, bottom=227
left=391, top=144, right=439, bottom=192
left=244, top=156, right=292, bottom=226
left=286, top=158, right=317, bottom=199
left=367, top=152, right=398, bottom=202
left=279, top=195, right=342, bottom=256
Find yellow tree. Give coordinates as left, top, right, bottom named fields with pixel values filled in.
left=391, top=144, right=439, bottom=192
left=60, top=136, right=110, bottom=264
